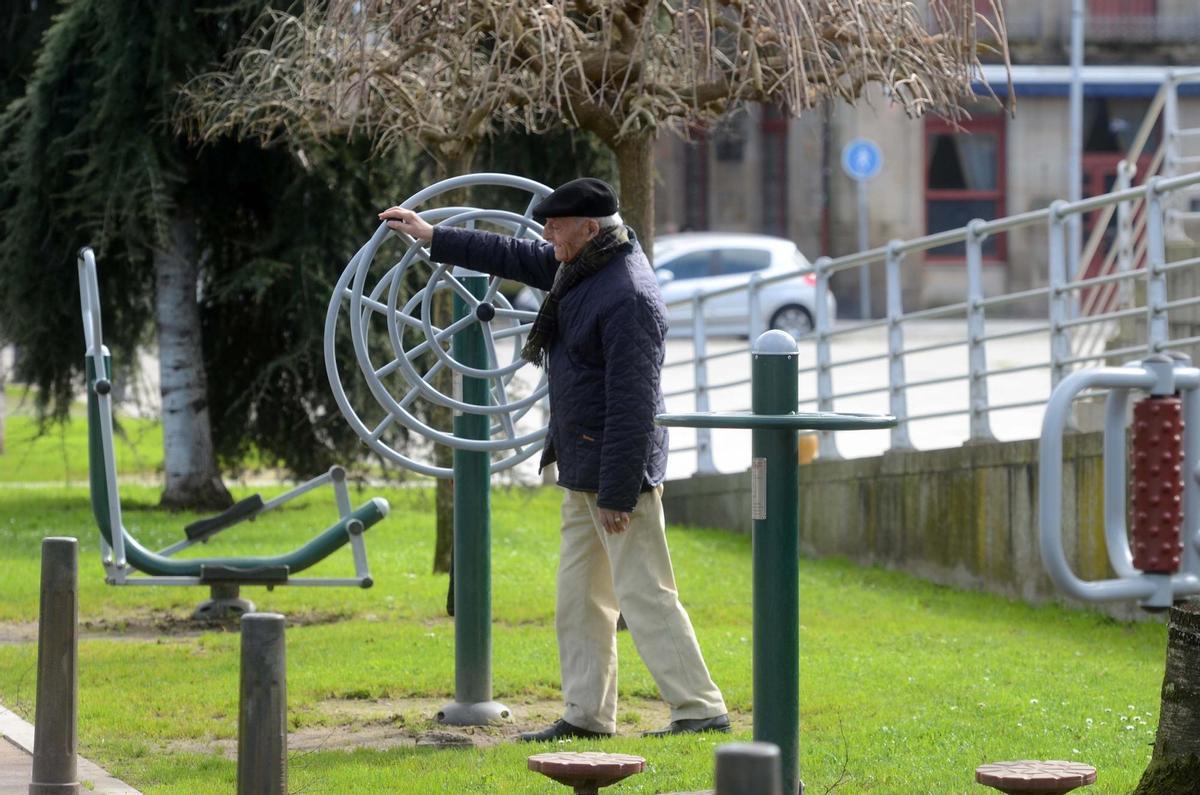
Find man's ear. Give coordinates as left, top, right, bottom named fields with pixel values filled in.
left=586, top=219, right=601, bottom=239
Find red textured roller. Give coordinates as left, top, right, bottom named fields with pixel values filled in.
left=1131, top=396, right=1185, bottom=573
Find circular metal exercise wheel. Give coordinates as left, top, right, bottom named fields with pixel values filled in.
left=325, top=173, right=554, bottom=478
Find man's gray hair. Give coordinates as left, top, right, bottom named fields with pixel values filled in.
left=594, top=212, right=624, bottom=229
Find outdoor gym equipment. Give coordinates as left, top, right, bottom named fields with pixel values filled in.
left=656, top=329, right=896, bottom=795
left=974, top=761, right=1097, bottom=795
left=78, top=248, right=390, bottom=619
left=527, top=751, right=645, bottom=795
left=325, top=172, right=554, bottom=725
left=1039, top=354, right=1200, bottom=610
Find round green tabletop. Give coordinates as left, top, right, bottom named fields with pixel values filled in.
left=655, top=410, right=897, bottom=431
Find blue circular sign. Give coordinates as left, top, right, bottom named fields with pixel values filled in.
left=841, top=138, right=883, bottom=182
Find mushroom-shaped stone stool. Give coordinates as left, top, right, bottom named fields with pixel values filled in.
left=975, top=761, right=1097, bottom=795
left=527, top=751, right=646, bottom=795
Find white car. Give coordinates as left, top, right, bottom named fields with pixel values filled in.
left=514, top=232, right=834, bottom=339
left=651, top=233, right=834, bottom=339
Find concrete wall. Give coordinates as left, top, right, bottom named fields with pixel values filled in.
left=663, top=431, right=1150, bottom=620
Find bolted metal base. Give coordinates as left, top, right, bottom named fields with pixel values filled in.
left=436, top=700, right=512, bottom=726
left=193, top=584, right=255, bottom=621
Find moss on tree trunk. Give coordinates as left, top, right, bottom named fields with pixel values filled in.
left=1133, top=600, right=1200, bottom=795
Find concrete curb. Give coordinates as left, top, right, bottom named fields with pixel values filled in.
left=0, top=704, right=141, bottom=794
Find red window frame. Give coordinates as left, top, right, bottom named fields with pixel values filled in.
left=1089, top=0, right=1157, bottom=17
left=924, top=113, right=1007, bottom=264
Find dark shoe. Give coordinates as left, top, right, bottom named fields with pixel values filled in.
left=519, top=719, right=613, bottom=742
left=642, top=713, right=732, bottom=737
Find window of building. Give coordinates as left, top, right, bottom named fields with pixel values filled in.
left=1088, top=0, right=1158, bottom=41
left=682, top=132, right=710, bottom=231
left=1082, top=97, right=1158, bottom=154
left=761, top=105, right=789, bottom=238
left=924, top=111, right=1006, bottom=260
left=713, top=115, right=747, bottom=162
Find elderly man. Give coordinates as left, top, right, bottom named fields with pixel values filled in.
left=379, top=177, right=728, bottom=741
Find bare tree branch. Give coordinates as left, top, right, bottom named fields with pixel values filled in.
left=179, top=0, right=1010, bottom=155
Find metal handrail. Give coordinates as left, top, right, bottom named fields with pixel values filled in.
left=661, top=69, right=1200, bottom=475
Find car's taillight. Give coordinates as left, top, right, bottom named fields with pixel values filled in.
left=802, top=272, right=817, bottom=286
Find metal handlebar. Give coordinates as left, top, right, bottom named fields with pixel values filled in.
left=1038, top=357, right=1200, bottom=609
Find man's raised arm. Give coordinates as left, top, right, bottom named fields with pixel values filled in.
left=379, top=207, right=557, bottom=290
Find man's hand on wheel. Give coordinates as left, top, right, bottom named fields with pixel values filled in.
left=598, top=507, right=631, bottom=534
left=379, top=207, right=435, bottom=243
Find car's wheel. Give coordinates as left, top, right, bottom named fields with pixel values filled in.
left=769, top=304, right=814, bottom=340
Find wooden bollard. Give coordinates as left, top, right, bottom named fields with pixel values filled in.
left=715, top=742, right=784, bottom=795
left=237, top=613, right=287, bottom=795
left=30, top=537, right=80, bottom=795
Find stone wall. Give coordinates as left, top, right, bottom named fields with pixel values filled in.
left=663, top=431, right=1151, bottom=620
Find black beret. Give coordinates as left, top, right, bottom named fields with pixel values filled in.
left=531, top=177, right=619, bottom=222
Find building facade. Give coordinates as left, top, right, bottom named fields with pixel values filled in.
left=652, top=0, right=1200, bottom=315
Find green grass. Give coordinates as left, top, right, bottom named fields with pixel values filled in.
left=1, top=386, right=162, bottom=483
left=0, top=403, right=1169, bottom=793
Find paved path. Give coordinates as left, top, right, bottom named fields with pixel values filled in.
left=0, top=705, right=140, bottom=794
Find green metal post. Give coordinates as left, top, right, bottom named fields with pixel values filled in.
left=438, top=271, right=510, bottom=725
left=751, top=331, right=802, bottom=794
left=656, top=331, right=893, bottom=794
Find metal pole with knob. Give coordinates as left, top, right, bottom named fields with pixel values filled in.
left=439, top=268, right=511, bottom=726
left=751, top=332, right=802, bottom=792
left=657, top=330, right=896, bottom=795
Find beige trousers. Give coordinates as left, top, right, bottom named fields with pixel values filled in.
left=556, top=486, right=727, bottom=733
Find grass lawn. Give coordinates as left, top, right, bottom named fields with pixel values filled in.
left=0, top=398, right=1167, bottom=793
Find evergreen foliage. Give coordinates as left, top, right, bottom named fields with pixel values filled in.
left=0, top=0, right=413, bottom=474
left=0, top=0, right=615, bottom=477
left=0, top=0, right=266, bottom=418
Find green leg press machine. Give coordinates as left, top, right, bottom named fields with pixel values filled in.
left=78, top=247, right=389, bottom=619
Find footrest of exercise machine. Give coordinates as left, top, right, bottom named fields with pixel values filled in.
left=199, top=564, right=289, bottom=585
left=184, top=494, right=265, bottom=542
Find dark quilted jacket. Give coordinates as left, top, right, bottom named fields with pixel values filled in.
left=430, top=226, right=669, bottom=512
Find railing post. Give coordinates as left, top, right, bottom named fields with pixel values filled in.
left=884, top=242, right=912, bottom=451
left=693, top=290, right=715, bottom=474
left=813, top=257, right=840, bottom=460
left=1162, top=73, right=1187, bottom=238
left=748, top=272, right=763, bottom=340
left=1048, top=202, right=1073, bottom=389
left=1145, top=178, right=1169, bottom=351
left=1164, top=74, right=1180, bottom=179
left=964, top=221, right=995, bottom=441
left=1116, top=161, right=1135, bottom=310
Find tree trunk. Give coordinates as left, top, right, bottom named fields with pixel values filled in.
left=613, top=133, right=657, bottom=263
left=1133, top=600, right=1200, bottom=794
left=429, top=147, right=475, bottom=592
left=0, top=343, right=6, bottom=455
left=156, top=213, right=232, bottom=511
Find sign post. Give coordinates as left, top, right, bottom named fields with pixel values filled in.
left=841, top=139, right=884, bottom=319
